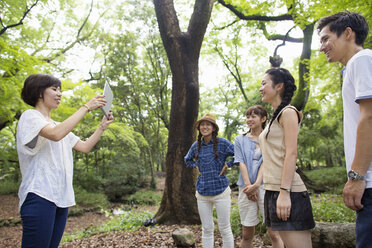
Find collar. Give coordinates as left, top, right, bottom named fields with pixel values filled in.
left=202, top=137, right=215, bottom=145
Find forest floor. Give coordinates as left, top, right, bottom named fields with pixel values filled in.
left=0, top=177, right=269, bottom=247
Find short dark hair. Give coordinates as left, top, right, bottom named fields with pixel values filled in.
left=317, top=11, right=369, bottom=46
left=21, top=74, right=61, bottom=107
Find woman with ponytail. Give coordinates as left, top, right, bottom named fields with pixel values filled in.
left=235, top=105, right=283, bottom=248
left=259, top=68, right=315, bottom=248
left=184, top=113, right=235, bottom=248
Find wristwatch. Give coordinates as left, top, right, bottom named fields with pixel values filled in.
left=347, top=170, right=365, bottom=181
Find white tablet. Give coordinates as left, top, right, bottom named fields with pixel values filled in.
left=101, top=82, right=113, bottom=118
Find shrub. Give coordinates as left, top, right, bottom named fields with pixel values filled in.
left=127, top=190, right=162, bottom=205
left=0, top=179, right=19, bottom=195
left=305, top=166, right=347, bottom=194
left=103, top=156, right=147, bottom=202
left=73, top=169, right=104, bottom=193
left=74, top=187, right=110, bottom=209
left=311, top=193, right=355, bottom=223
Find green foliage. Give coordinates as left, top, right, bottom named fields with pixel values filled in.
left=305, top=167, right=347, bottom=194
left=230, top=203, right=242, bottom=236
left=103, top=162, right=147, bottom=202
left=226, top=166, right=240, bottom=188
left=127, top=190, right=162, bottom=206
left=0, top=179, right=20, bottom=195
left=74, top=169, right=105, bottom=193
left=61, top=210, right=154, bottom=243
left=311, top=193, right=355, bottom=223
left=74, top=187, right=110, bottom=209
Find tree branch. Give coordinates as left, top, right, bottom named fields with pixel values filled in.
left=0, top=0, right=40, bottom=36
left=41, top=6, right=108, bottom=63
left=259, top=22, right=302, bottom=43
left=217, top=0, right=293, bottom=22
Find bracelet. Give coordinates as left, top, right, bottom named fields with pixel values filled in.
left=280, top=187, right=291, bottom=193
left=99, top=124, right=106, bottom=131
left=83, top=104, right=91, bottom=112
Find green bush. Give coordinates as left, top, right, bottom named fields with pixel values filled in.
left=103, top=157, right=147, bottom=202
left=74, top=187, right=110, bottom=209
left=127, top=190, right=162, bottom=205
left=305, top=167, right=347, bottom=194
left=74, top=169, right=104, bottom=193
left=0, top=179, right=19, bottom=195
left=311, top=193, right=355, bottom=223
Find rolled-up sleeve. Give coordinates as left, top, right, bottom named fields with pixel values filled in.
left=234, top=136, right=244, bottom=164
left=17, top=110, right=50, bottom=156
left=184, top=142, right=197, bottom=168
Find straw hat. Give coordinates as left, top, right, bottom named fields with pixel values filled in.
left=194, top=113, right=219, bottom=132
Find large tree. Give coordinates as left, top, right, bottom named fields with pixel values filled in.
left=153, top=0, right=214, bottom=224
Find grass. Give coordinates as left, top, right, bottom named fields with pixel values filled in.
left=311, top=193, right=355, bottom=223
left=61, top=209, right=154, bottom=243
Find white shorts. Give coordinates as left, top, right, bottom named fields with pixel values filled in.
left=238, top=185, right=265, bottom=227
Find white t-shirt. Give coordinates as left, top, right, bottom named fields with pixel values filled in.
left=342, top=49, right=372, bottom=188
left=17, top=109, right=80, bottom=209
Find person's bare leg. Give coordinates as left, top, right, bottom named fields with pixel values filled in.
left=267, top=227, right=284, bottom=248
left=279, top=230, right=312, bottom=248
left=240, top=225, right=255, bottom=248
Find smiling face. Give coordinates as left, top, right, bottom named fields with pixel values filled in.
left=319, top=25, right=349, bottom=65
left=198, top=120, right=215, bottom=138
left=246, top=112, right=266, bottom=131
left=259, top=73, right=281, bottom=104
left=40, top=85, right=62, bottom=109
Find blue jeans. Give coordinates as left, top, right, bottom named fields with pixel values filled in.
left=356, top=188, right=372, bottom=248
left=20, top=193, right=69, bottom=248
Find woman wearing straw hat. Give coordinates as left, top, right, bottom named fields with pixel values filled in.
left=184, top=113, right=235, bottom=248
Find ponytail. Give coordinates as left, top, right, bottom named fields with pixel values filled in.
left=265, top=68, right=296, bottom=138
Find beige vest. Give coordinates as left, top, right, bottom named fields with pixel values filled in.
left=259, top=105, right=307, bottom=192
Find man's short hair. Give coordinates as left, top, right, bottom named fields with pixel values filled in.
left=317, top=11, right=369, bottom=46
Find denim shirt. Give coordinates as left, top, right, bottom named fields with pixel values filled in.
left=234, top=134, right=263, bottom=188
left=184, top=137, right=234, bottom=196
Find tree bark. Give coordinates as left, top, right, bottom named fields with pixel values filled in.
left=291, top=23, right=314, bottom=111
left=153, top=0, right=214, bottom=224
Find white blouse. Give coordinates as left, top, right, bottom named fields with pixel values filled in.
left=17, top=109, right=80, bottom=209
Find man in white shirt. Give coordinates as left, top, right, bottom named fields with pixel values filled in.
left=317, top=12, right=372, bottom=248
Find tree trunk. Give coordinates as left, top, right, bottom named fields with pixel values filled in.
left=291, top=23, right=314, bottom=111
left=153, top=0, right=214, bottom=224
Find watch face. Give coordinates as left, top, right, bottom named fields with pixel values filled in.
left=348, top=171, right=356, bottom=180
left=348, top=170, right=365, bottom=180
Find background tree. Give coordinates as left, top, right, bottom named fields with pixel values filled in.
left=0, top=0, right=104, bottom=131
left=153, top=0, right=214, bottom=224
